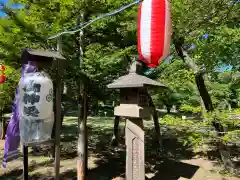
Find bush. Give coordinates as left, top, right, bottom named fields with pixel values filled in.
left=231, top=108, right=240, bottom=114
left=179, top=104, right=202, bottom=114
left=160, top=115, right=204, bottom=148
left=204, top=110, right=240, bottom=145
left=161, top=111, right=240, bottom=149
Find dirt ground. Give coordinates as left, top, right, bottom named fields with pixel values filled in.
left=0, top=117, right=239, bottom=180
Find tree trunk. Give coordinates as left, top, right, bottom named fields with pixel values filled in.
left=94, top=100, right=99, bottom=116
left=173, top=39, right=213, bottom=112
left=111, top=116, right=120, bottom=146
left=77, top=85, right=88, bottom=180
left=76, top=9, right=88, bottom=179
left=200, top=98, right=207, bottom=119
left=195, top=72, right=213, bottom=112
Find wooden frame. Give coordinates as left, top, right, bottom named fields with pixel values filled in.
left=20, top=49, right=65, bottom=180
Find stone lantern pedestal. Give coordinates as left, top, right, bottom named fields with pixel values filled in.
left=107, top=61, right=166, bottom=180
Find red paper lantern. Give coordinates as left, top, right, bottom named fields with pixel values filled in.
left=138, top=0, right=172, bottom=67
left=0, top=64, right=6, bottom=84
left=0, top=75, right=6, bottom=84
left=0, top=64, right=5, bottom=71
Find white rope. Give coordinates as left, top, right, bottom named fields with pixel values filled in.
left=48, top=0, right=142, bottom=40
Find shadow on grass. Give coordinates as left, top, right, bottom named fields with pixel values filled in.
left=0, top=159, right=54, bottom=180
left=83, top=119, right=197, bottom=179
left=146, top=159, right=199, bottom=180
left=86, top=146, right=198, bottom=180
left=1, top=117, right=201, bottom=180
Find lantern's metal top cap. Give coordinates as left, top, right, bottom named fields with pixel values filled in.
left=107, top=60, right=167, bottom=89
left=22, top=48, right=65, bottom=61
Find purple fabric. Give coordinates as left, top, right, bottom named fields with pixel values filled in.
left=2, top=62, right=37, bottom=167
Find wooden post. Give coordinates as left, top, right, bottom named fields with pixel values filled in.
left=111, top=116, right=120, bottom=146
left=23, top=145, right=28, bottom=180
left=54, top=39, right=62, bottom=180
left=125, top=118, right=145, bottom=180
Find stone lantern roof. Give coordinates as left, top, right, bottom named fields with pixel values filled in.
left=107, top=61, right=167, bottom=89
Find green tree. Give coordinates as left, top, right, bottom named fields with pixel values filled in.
left=151, top=60, right=200, bottom=111
left=0, top=64, right=20, bottom=114
left=0, top=0, right=239, bottom=174
left=207, top=71, right=240, bottom=109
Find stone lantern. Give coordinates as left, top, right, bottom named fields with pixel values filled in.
left=107, top=61, right=166, bottom=180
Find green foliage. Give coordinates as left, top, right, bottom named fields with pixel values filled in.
left=0, top=0, right=138, bottom=102
left=179, top=104, right=202, bottom=114
left=172, top=0, right=240, bottom=71
left=0, top=0, right=238, bottom=109
left=161, top=110, right=240, bottom=150
left=201, top=110, right=240, bottom=149
left=222, top=130, right=240, bottom=144
left=0, top=0, right=238, bottom=166
left=161, top=115, right=203, bottom=148
left=205, top=110, right=240, bottom=132
left=0, top=65, right=20, bottom=112
left=231, top=108, right=240, bottom=114
left=152, top=60, right=200, bottom=109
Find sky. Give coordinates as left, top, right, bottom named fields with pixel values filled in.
left=216, top=65, right=232, bottom=72
left=0, top=0, right=24, bottom=16
left=0, top=0, right=7, bottom=3
left=0, top=0, right=7, bottom=16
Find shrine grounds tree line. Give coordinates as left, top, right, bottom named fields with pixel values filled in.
left=0, top=0, right=239, bottom=174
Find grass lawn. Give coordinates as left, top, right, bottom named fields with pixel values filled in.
left=0, top=117, right=239, bottom=180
